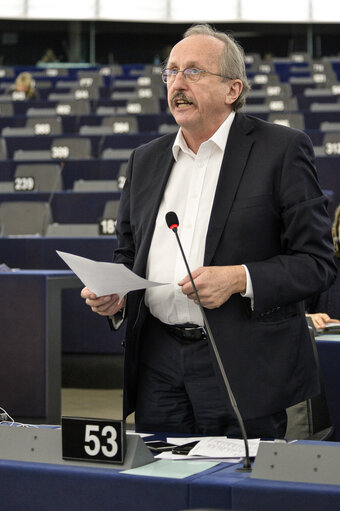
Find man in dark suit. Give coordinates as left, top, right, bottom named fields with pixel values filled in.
left=81, top=24, right=336, bottom=438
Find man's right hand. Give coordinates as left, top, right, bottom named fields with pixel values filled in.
left=81, top=287, right=125, bottom=317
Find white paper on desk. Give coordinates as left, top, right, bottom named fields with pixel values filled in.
left=56, top=250, right=168, bottom=297
left=188, top=437, right=260, bottom=458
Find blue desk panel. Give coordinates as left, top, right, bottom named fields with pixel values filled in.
left=232, top=471, right=340, bottom=511
left=0, top=236, right=117, bottom=269
left=0, top=449, right=339, bottom=511
left=316, top=337, right=340, bottom=441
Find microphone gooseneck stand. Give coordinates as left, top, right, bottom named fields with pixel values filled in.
left=165, top=211, right=252, bottom=471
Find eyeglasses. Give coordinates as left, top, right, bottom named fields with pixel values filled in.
left=161, top=67, right=232, bottom=84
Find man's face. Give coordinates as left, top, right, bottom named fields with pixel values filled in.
left=166, top=35, right=231, bottom=142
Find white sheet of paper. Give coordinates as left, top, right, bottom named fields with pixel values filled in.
left=188, top=437, right=260, bottom=458
left=57, top=250, right=168, bottom=297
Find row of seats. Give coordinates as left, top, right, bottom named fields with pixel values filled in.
left=0, top=61, right=339, bottom=239
left=0, top=161, right=127, bottom=192
left=0, top=199, right=120, bottom=237
left=1, top=129, right=340, bottom=161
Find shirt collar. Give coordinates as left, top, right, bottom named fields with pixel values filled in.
left=172, top=111, right=236, bottom=161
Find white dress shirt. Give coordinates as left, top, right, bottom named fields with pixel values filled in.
left=145, top=112, right=253, bottom=325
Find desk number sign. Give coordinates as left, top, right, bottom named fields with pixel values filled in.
left=62, top=417, right=126, bottom=464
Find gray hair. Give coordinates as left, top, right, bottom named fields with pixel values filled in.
left=183, top=24, right=250, bottom=111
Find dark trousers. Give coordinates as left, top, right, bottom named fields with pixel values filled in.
left=135, top=314, right=287, bottom=438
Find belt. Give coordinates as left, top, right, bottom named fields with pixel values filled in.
left=160, top=321, right=207, bottom=342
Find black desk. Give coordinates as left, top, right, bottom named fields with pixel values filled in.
left=0, top=270, right=81, bottom=423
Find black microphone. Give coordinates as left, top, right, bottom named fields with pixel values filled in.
left=165, top=211, right=252, bottom=471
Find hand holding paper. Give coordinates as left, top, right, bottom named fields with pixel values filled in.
left=57, top=251, right=168, bottom=297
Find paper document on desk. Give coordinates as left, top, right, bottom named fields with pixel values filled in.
left=57, top=250, right=168, bottom=297
left=155, top=436, right=260, bottom=460
left=188, top=437, right=260, bottom=458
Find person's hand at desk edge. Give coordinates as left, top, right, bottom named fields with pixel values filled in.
left=306, top=312, right=340, bottom=333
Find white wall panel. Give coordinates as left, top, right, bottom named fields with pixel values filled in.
left=26, top=0, right=97, bottom=19
left=240, top=0, right=310, bottom=22
left=0, top=0, right=339, bottom=23
left=170, top=0, right=239, bottom=21
left=312, top=0, right=340, bottom=22
left=0, top=0, right=25, bottom=18
left=99, top=0, right=167, bottom=21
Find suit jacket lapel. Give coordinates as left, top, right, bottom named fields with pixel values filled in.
left=204, top=113, right=255, bottom=266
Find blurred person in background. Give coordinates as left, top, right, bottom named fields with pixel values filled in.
left=9, top=72, right=38, bottom=99
left=306, top=204, right=340, bottom=330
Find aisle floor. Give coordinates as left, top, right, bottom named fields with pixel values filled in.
left=61, top=388, right=135, bottom=426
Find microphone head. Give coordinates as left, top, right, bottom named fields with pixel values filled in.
left=165, top=211, right=179, bottom=230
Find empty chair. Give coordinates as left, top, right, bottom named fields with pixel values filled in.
left=70, top=85, right=99, bottom=100
left=0, top=201, right=52, bottom=235
left=13, top=149, right=52, bottom=161
left=77, top=71, right=104, bottom=88
left=26, top=116, right=62, bottom=135
left=79, top=124, right=113, bottom=136
left=289, top=52, right=311, bottom=63
left=99, top=64, right=123, bottom=76
left=268, top=113, right=305, bottom=130
left=26, top=107, right=59, bottom=117
left=2, top=126, right=35, bottom=137
left=55, top=80, right=79, bottom=89
left=51, top=137, right=92, bottom=159
left=125, top=97, right=160, bottom=114
left=0, top=138, right=7, bottom=159
left=55, top=100, right=90, bottom=116
left=265, top=96, right=298, bottom=112
left=0, top=102, right=14, bottom=116
left=136, top=84, right=165, bottom=99
left=34, top=80, right=53, bottom=89
left=117, top=162, right=128, bottom=189
left=96, top=106, right=116, bottom=116
left=320, top=121, right=340, bottom=132
left=48, top=93, right=76, bottom=101
left=0, top=182, right=15, bottom=193
left=111, top=90, right=137, bottom=101
left=102, top=200, right=120, bottom=219
left=0, top=67, right=15, bottom=78
left=101, top=148, right=133, bottom=160
left=251, top=73, right=281, bottom=86
left=242, top=103, right=270, bottom=114
left=14, top=163, right=63, bottom=192
left=80, top=115, right=139, bottom=136
left=158, top=123, right=178, bottom=134
left=244, top=52, right=261, bottom=71
left=2, top=117, right=63, bottom=137
left=322, top=132, right=340, bottom=156
left=46, top=223, right=99, bottom=237
left=45, top=68, right=68, bottom=77
left=102, top=115, right=138, bottom=134
left=72, top=179, right=118, bottom=192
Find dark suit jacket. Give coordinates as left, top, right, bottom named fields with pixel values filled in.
left=113, top=112, right=337, bottom=420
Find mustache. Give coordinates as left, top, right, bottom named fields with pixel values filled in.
left=170, top=92, right=194, bottom=106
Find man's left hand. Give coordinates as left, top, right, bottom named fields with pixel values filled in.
left=178, top=265, right=247, bottom=309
